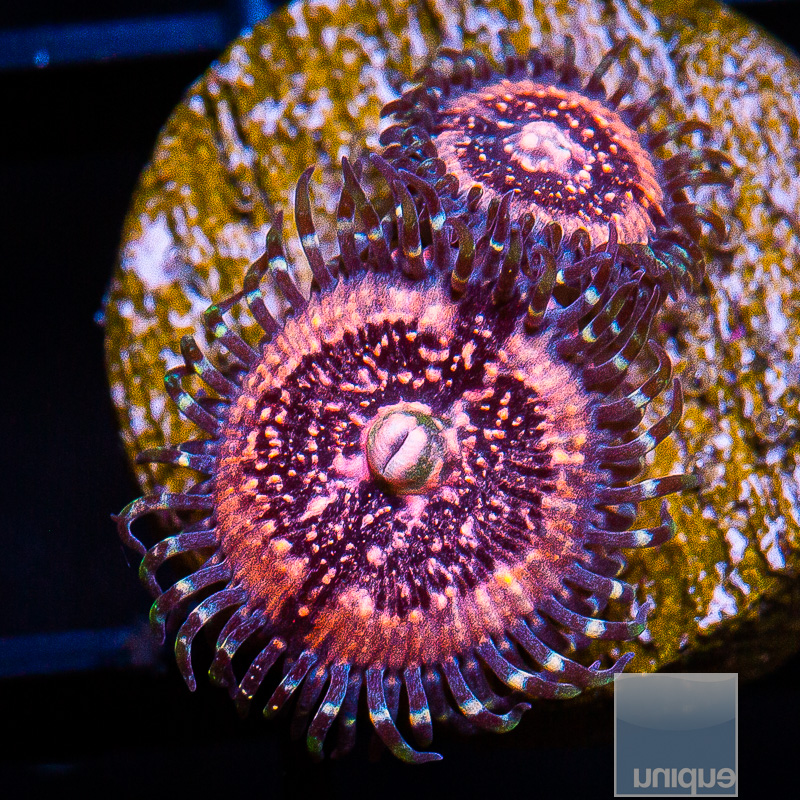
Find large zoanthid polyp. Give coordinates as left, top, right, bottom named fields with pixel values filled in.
left=116, top=147, right=697, bottom=761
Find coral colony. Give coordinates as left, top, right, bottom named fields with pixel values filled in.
left=116, top=40, right=728, bottom=762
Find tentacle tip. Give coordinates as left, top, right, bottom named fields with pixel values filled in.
left=636, top=599, right=655, bottom=626
left=114, top=516, right=147, bottom=557
left=233, top=695, right=252, bottom=718
left=180, top=671, right=197, bottom=692
left=262, top=703, right=282, bottom=721
left=407, top=750, right=444, bottom=764
left=307, top=744, right=324, bottom=763
left=614, top=651, right=637, bottom=674
left=508, top=702, right=532, bottom=724
left=148, top=614, right=167, bottom=645
left=413, top=731, right=434, bottom=749
left=207, top=669, right=229, bottom=690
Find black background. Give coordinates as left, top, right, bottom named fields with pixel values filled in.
left=1, top=2, right=797, bottom=797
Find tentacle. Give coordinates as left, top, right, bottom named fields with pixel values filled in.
left=671, top=202, right=728, bottom=245
left=175, top=586, right=246, bottom=689
left=263, top=650, right=317, bottom=719
left=460, top=651, right=511, bottom=713
left=476, top=638, right=580, bottom=699
left=366, top=667, right=442, bottom=763
left=138, top=529, right=218, bottom=595
left=656, top=235, right=704, bottom=292
left=527, top=46, right=554, bottom=78
left=331, top=666, right=362, bottom=759
left=291, top=664, right=329, bottom=739
left=607, top=64, right=637, bottom=108
left=203, top=295, right=259, bottom=367
left=585, top=40, right=626, bottom=95
left=265, top=211, right=307, bottom=313
left=565, top=227, right=592, bottom=262
left=412, top=156, right=443, bottom=183
left=180, top=335, right=239, bottom=397
left=392, top=176, right=426, bottom=279
left=663, top=169, right=733, bottom=195
left=233, top=637, right=287, bottom=715
left=385, top=670, right=402, bottom=723
left=594, top=340, right=672, bottom=427
left=136, top=446, right=216, bottom=475
left=164, top=367, right=222, bottom=436
left=493, top=225, right=522, bottom=305
left=661, top=148, right=732, bottom=178
left=596, top=379, right=683, bottom=462
left=435, top=172, right=459, bottom=198
left=403, top=665, right=433, bottom=747
left=541, top=595, right=651, bottom=640
left=559, top=35, right=579, bottom=86
left=209, top=606, right=265, bottom=689
left=518, top=211, right=535, bottom=244
left=552, top=253, right=615, bottom=329
left=627, top=87, right=669, bottom=128
left=649, top=120, right=711, bottom=150
left=563, top=563, right=634, bottom=603
left=481, top=191, right=512, bottom=279
left=596, top=473, right=699, bottom=504
left=449, top=217, right=476, bottom=294
left=423, top=666, right=476, bottom=735
left=336, top=185, right=360, bottom=275
left=239, top=252, right=281, bottom=340
left=307, top=663, right=350, bottom=760
left=295, top=166, right=335, bottom=290
left=510, top=621, right=633, bottom=689
left=378, top=123, right=406, bottom=146
left=466, top=184, right=483, bottom=212
left=114, top=493, right=214, bottom=556
left=557, top=248, right=607, bottom=287
left=524, top=245, right=557, bottom=332
left=601, top=502, right=639, bottom=532
left=149, top=560, right=231, bottom=641
left=441, top=657, right=529, bottom=732
left=459, top=49, right=490, bottom=83
left=343, top=157, right=393, bottom=273
left=585, top=501, right=675, bottom=548
left=557, top=280, right=637, bottom=360
left=582, top=287, right=661, bottom=390
left=564, top=582, right=607, bottom=617
left=603, top=221, right=620, bottom=259
left=381, top=96, right=414, bottom=118
left=399, top=168, right=449, bottom=273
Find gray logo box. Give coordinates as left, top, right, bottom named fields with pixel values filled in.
left=614, top=673, right=738, bottom=797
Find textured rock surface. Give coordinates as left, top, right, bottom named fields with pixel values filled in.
left=104, top=0, right=800, bottom=679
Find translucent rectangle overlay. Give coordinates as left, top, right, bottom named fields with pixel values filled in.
left=614, top=673, right=738, bottom=797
